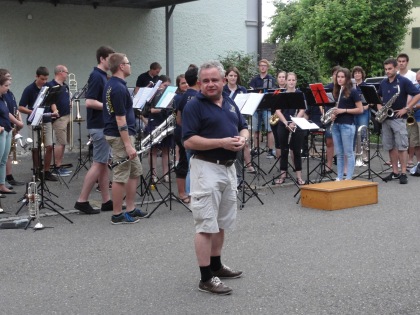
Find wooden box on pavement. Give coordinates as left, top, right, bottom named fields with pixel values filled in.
left=300, top=180, right=378, bottom=211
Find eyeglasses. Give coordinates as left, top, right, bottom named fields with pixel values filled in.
left=60, top=70, right=69, bottom=74
left=122, top=61, right=131, bottom=66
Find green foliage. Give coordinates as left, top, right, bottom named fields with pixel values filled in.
left=217, top=51, right=259, bottom=87
left=273, top=40, right=321, bottom=88
left=269, top=0, right=413, bottom=77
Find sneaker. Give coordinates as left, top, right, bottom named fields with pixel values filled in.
left=101, top=200, right=113, bottom=211
left=52, top=168, right=70, bottom=177
left=7, top=179, right=25, bottom=186
left=164, top=175, right=170, bottom=183
left=251, top=148, right=258, bottom=157
left=198, top=276, right=232, bottom=295
left=399, top=173, right=408, bottom=184
left=44, top=171, right=58, bottom=182
left=74, top=201, right=100, bottom=214
left=384, top=172, right=400, bottom=182
left=60, top=167, right=72, bottom=174
left=111, top=212, right=140, bottom=224
left=127, top=208, right=147, bottom=218
left=212, top=264, right=243, bottom=279
left=95, top=185, right=101, bottom=192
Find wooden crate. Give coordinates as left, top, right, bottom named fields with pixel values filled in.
left=301, top=180, right=378, bottom=211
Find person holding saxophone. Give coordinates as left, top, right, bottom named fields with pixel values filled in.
left=329, top=68, right=363, bottom=181
left=274, top=72, right=306, bottom=185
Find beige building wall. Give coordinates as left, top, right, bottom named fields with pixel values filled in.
left=401, top=6, right=420, bottom=71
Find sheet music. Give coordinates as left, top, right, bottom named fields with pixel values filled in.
left=156, top=86, right=177, bottom=108
left=291, top=117, right=320, bottom=130
left=146, top=80, right=162, bottom=102
left=133, top=87, right=154, bottom=109
left=326, top=92, right=335, bottom=103
left=234, top=93, right=264, bottom=116
left=28, top=86, right=49, bottom=123
left=31, top=108, right=45, bottom=126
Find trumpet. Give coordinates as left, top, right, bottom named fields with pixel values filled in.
left=15, top=134, right=33, bottom=151
left=27, top=176, right=43, bottom=230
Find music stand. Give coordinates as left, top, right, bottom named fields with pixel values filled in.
left=29, top=86, right=73, bottom=224
left=353, top=85, right=388, bottom=181
left=234, top=93, right=265, bottom=208
left=307, top=84, right=336, bottom=182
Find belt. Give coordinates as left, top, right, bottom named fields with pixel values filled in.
left=194, top=154, right=236, bottom=167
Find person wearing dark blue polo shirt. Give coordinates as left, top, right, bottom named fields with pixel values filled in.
left=0, top=75, right=23, bottom=196
left=47, top=65, right=71, bottom=177
left=103, top=53, right=146, bottom=224
left=183, top=60, right=248, bottom=295
left=0, top=69, right=25, bottom=187
left=18, top=66, right=57, bottom=181
left=329, top=68, right=363, bottom=181
left=74, top=46, right=114, bottom=215
left=249, top=59, right=276, bottom=158
left=378, top=58, right=420, bottom=184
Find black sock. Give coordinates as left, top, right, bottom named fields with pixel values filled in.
left=210, top=256, right=222, bottom=272
left=200, top=265, right=213, bottom=282
left=6, top=175, right=13, bottom=181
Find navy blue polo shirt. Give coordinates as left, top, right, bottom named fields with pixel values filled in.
left=182, top=92, right=248, bottom=160
left=223, top=84, right=247, bottom=100
left=86, top=67, right=107, bottom=129
left=135, top=71, right=159, bottom=88
left=334, top=88, right=361, bottom=125
left=249, top=74, right=275, bottom=89
left=46, top=80, right=70, bottom=116
left=19, top=81, right=51, bottom=124
left=0, top=96, right=12, bottom=132
left=103, top=76, right=135, bottom=137
left=4, top=90, right=17, bottom=115
left=378, top=74, right=419, bottom=119
left=174, top=88, right=198, bottom=140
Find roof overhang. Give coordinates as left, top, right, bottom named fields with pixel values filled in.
left=14, top=0, right=197, bottom=9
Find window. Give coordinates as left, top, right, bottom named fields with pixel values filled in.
left=412, top=27, right=420, bottom=49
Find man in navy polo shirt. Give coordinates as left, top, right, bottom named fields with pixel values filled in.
left=183, top=60, right=249, bottom=295
left=47, top=65, right=71, bottom=177
left=378, top=58, right=420, bottom=184
left=103, top=53, right=146, bottom=224
left=18, top=66, right=57, bottom=181
left=74, top=45, right=114, bottom=215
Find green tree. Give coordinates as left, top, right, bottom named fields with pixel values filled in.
left=218, top=50, right=259, bottom=87
left=269, top=0, right=413, bottom=77
left=273, top=40, right=321, bottom=89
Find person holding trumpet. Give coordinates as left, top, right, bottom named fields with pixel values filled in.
left=329, top=68, right=363, bottom=181
left=274, top=72, right=306, bottom=185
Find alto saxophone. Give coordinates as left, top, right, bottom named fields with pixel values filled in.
left=375, top=85, right=400, bottom=123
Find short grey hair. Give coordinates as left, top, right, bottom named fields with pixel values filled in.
left=198, top=60, right=225, bottom=80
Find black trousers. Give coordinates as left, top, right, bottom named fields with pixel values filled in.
left=277, top=124, right=304, bottom=172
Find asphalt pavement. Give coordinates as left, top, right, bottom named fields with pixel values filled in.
left=1, top=143, right=420, bottom=315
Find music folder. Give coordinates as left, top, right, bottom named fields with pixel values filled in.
left=291, top=117, right=319, bottom=130
left=155, top=86, right=177, bottom=109
left=133, top=80, right=162, bottom=109
left=309, top=83, right=335, bottom=105
left=234, top=93, right=264, bottom=116
left=359, top=85, right=382, bottom=105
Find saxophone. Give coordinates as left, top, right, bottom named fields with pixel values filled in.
left=375, top=85, right=400, bottom=123
left=320, top=86, right=343, bottom=127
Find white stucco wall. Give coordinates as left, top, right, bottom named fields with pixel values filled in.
left=401, top=7, right=420, bottom=70
left=0, top=0, right=248, bottom=98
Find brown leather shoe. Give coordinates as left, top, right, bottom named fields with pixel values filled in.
left=212, top=264, right=243, bottom=279
left=198, top=277, right=232, bottom=295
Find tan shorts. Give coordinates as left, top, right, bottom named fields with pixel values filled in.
left=52, top=115, right=70, bottom=145
left=408, top=122, right=420, bottom=147
left=106, top=135, right=142, bottom=183
left=32, top=122, right=53, bottom=147
left=189, top=157, right=237, bottom=234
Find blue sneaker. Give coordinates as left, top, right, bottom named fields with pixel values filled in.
left=111, top=212, right=140, bottom=224
left=128, top=208, right=148, bottom=219
left=52, top=168, right=70, bottom=177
